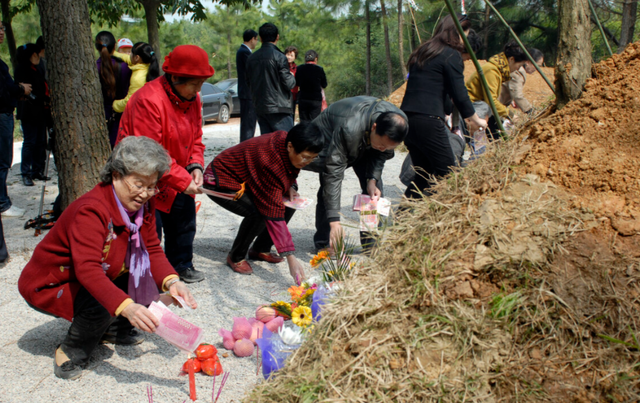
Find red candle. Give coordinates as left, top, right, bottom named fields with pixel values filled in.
left=189, top=363, right=196, bottom=401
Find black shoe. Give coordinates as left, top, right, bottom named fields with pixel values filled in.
left=101, top=328, right=144, bottom=345
left=53, top=346, right=83, bottom=380
left=22, top=176, right=34, bottom=186
left=33, top=173, right=51, bottom=181
left=179, top=267, right=205, bottom=283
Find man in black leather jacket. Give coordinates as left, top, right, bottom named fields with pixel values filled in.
left=246, top=23, right=296, bottom=135
left=303, top=96, right=408, bottom=251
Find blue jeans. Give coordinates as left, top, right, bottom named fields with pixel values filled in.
left=21, top=119, right=47, bottom=178
left=0, top=112, right=14, bottom=212
left=257, top=113, right=293, bottom=135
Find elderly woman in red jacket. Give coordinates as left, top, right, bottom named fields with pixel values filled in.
left=117, top=45, right=214, bottom=284
left=18, top=137, right=197, bottom=380
left=203, top=122, right=323, bottom=282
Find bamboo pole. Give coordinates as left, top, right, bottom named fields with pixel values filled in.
left=442, top=0, right=506, bottom=136
left=483, top=0, right=556, bottom=95
left=587, top=0, right=613, bottom=56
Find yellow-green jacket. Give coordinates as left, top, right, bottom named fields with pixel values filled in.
left=112, top=51, right=149, bottom=113
left=465, top=52, right=511, bottom=118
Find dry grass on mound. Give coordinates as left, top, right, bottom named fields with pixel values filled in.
left=246, top=130, right=640, bottom=402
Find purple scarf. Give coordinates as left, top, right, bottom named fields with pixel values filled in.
left=112, top=186, right=159, bottom=306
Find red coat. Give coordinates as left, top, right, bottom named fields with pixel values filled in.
left=117, top=76, right=205, bottom=213
left=18, top=183, right=177, bottom=322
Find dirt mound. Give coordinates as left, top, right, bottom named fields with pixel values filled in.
left=388, top=60, right=555, bottom=110
left=524, top=42, right=640, bottom=232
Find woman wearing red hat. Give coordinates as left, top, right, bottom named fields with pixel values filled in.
left=117, top=45, right=214, bottom=283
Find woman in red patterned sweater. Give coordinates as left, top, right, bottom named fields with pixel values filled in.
left=203, top=123, right=323, bottom=282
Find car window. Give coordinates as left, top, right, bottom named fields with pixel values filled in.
left=216, top=80, right=236, bottom=91
left=201, top=84, right=214, bottom=96
left=211, top=86, right=223, bottom=94
left=231, top=83, right=238, bottom=93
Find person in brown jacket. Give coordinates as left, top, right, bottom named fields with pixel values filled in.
left=499, top=48, right=544, bottom=114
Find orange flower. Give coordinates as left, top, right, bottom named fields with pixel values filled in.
left=288, top=285, right=305, bottom=300
left=309, top=250, right=330, bottom=267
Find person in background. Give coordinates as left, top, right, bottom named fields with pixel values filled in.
left=237, top=29, right=258, bottom=142
left=0, top=20, right=31, bottom=218
left=117, top=38, right=133, bottom=55
left=295, top=49, right=327, bottom=122
left=465, top=40, right=529, bottom=138
left=95, top=31, right=131, bottom=148
left=112, top=42, right=159, bottom=114
left=284, top=45, right=299, bottom=117
left=203, top=123, right=323, bottom=281
left=18, top=136, right=197, bottom=380
left=304, top=96, right=408, bottom=251
left=499, top=48, right=544, bottom=115
left=117, top=45, right=214, bottom=284
left=246, top=23, right=296, bottom=134
left=15, top=43, right=50, bottom=187
left=35, top=35, right=47, bottom=80
left=400, top=14, right=487, bottom=198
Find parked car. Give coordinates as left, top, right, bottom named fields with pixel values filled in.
left=200, top=82, right=233, bottom=125
left=214, top=78, right=240, bottom=116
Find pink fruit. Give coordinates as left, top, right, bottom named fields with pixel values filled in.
left=248, top=318, right=264, bottom=344
left=256, top=305, right=276, bottom=323
left=231, top=317, right=253, bottom=340
left=265, top=316, right=284, bottom=333
left=218, top=328, right=235, bottom=350
left=233, top=338, right=254, bottom=357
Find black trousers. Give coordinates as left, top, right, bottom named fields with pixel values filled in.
left=298, top=99, right=322, bottom=122
left=240, top=98, right=257, bottom=142
left=60, top=275, right=130, bottom=366
left=208, top=192, right=295, bottom=263
left=156, top=192, right=197, bottom=273
left=314, top=155, right=383, bottom=250
left=404, top=113, right=456, bottom=199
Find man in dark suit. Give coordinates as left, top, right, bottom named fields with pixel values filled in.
left=237, top=29, right=258, bottom=142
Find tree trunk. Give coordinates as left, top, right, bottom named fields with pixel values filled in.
left=555, top=0, right=592, bottom=109
left=365, top=0, right=371, bottom=96
left=482, top=5, right=491, bottom=60
left=380, top=0, right=393, bottom=95
left=0, top=0, right=17, bottom=71
left=618, top=0, right=638, bottom=53
left=140, top=0, right=161, bottom=62
left=398, top=0, right=407, bottom=79
left=36, top=0, right=111, bottom=209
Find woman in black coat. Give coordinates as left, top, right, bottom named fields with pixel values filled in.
left=15, top=43, right=50, bottom=187
left=400, top=15, right=486, bottom=198
left=295, top=50, right=327, bottom=122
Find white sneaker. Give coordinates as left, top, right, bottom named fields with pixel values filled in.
left=2, top=205, right=25, bottom=217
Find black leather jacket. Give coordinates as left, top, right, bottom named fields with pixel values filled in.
left=304, top=96, right=407, bottom=221
left=245, top=42, right=296, bottom=115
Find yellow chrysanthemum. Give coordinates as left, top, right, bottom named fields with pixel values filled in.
left=271, top=301, right=291, bottom=309
left=291, top=306, right=313, bottom=327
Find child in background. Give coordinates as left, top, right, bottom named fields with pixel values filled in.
left=117, top=38, right=133, bottom=55
left=113, top=42, right=159, bottom=113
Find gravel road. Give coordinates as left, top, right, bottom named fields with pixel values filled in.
left=0, top=119, right=407, bottom=403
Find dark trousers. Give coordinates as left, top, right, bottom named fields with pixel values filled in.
left=314, top=155, right=383, bottom=250
left=208, top=192, right=295, bottom=263
left=257, top=113, right=294, bottom=135
left=60, top=275, right=130, bottom=366
left=404, top=113, right=456, bottom=199
left=21, top=119, right=47, bottom=178
left=298, top=99, right=322, bottom=122
left=155, top=192, right=196, bottom=273
left=239, top=98, right=257, bottom=142
left=0, top=215, right=7, bottom=262
left=0, top=113, right=14, bottom=212
left=487, top=116, right=501, bottom=141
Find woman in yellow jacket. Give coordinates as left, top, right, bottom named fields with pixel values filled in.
left=113, top=42, right=159, bottom=113
left=465, top=41, right=529, bottom=138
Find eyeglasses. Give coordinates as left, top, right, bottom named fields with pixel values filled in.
left=123, top=177, right=160, bottom=196
left=300, top=155, right=319, bottom=163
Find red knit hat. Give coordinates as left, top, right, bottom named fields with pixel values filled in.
left=162, top=45, right=214, bottom=78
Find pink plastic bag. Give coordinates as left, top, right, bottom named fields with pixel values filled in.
left=148, top=301, right=204, bottom=353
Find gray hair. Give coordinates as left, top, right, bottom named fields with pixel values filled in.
left=100, top=136, right=171, bottom=184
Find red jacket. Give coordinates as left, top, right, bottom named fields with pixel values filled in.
left=117, top=76, right=205, bottom=213
left=18, top=183, right=177, bottom=322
